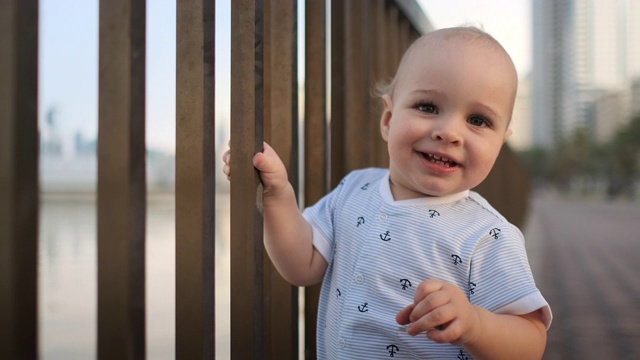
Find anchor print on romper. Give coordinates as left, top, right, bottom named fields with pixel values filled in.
left=380, top=230, right=391, bottom=242
left=458, top=349, right=469, bottom=360
left=336, top=288, right=341, bottom=298
left=469, top=281, right=476, bottom=295
left=358, top=302, right=369, bottom=312
left=400, top=279, right=412, bottom=290
left=489, top=227, right=501, bottom=239
left=361, top=182, right=370, bottom=190
left=428, top=209, right=440, bottom=218
left=339, top=178, right=346, bottom=186
left=356, top=217, right=365, bottom=227
left=386, top=344, right=399, bottom=357
left=451, top=254, right=462, bottom=265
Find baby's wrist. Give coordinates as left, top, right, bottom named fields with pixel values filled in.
left=460, top=305, right=487, bottom=348
left=262, top=181, right=296, bottom=206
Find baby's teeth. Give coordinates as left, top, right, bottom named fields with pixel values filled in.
left=431, top=154, right=452, bottom=162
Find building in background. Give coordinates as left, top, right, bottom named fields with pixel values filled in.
left=532, top=0, right=640, bottom=148
left=588, top=88, right=631, bottom=142
left=40, top=106, right=178, bottom=193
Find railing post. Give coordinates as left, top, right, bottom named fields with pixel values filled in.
left=0, top=1, right=39, bottom=359
left=264, top=0, right=299, bottom=358
left=475, top=147, right=531, bottom=228
left=344, top=0, right=373, bottom=171
left=304, top=0, right=328, bottom=358
left=330, top=0, right=346, bottom=188
left=176, top=0, right=216, bottom=358
left=369, top=0, right=390, bottom=168
left=97, top=0, right=147, bottom=358
left=230, top=0, right=265, bottom=358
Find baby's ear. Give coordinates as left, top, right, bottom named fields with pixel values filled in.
left=503, top=127, right=513, bottom=144
left=380, top=95, right=393, bottom=141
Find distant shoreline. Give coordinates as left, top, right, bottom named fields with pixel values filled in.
left=42, top=187, right=230, bottom=202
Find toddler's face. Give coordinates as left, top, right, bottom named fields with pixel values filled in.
left=380, top=35, right=516, bottom=200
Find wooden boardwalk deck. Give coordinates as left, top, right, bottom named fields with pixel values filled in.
left=525, top=194, right=640, bottom=359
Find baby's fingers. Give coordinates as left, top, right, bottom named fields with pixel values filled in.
left=425, top=320, right=461, bottom=344
left=396, top=304, right=414, bottom=326
left=222, top=148, right=232, bottom=180
left=222, top=148, right=231, bottom=165
left=406, top=305, right=452, bottom=337
left=252, top=142, right=284, bottom=176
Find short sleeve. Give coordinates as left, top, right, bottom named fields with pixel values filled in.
left=469, top=225, right=552, bottom=329
left=302, top=175, right=349, bottom=264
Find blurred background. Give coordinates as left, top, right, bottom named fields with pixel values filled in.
left=37, top=0, right=640, bottom=359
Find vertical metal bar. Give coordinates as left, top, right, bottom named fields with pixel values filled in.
left=304, top=0, right=328, bottom=357
left=263, top=0, right=299, bottom=358
left=375, top=0, right=391, bottom=82
left=475, top=147, right=530, bottom=228
left=386, top=4, right=401, bottom=75
left=304, top=0, right=328, bottom=203
left=398, top=17, right=412, bottom=62
left=230, top=0, right=265, bottom=358
left=372, top=0, right=390, bottom=168
left=0, top=1, right=39, bottom=359
left=330, top=0, right=346, bottom=187
left=175, top=0, right=216, bottom=358
left=344, top=0, right=372, bottom=171
left=97, top=1, right=146, bottom=359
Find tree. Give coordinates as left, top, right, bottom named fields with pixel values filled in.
left=606, top=114, right=640, bottom=198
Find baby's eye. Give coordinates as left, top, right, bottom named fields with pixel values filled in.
left=416, top=102, right=438, bottom=114
left=468, top=115, right=492, bottom=128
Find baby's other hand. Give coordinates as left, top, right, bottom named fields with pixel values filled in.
left=396, top=279, right=481, bottom=346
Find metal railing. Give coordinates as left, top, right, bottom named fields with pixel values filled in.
left=0, top=0, right=529, bottom=358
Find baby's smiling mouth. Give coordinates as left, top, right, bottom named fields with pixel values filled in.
left=421, top=152, right=459, bottom=168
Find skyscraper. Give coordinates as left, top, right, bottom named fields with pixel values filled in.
left=532, top=0, right=640, bottom=147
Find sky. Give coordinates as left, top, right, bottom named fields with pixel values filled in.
left=40, top=0, right=530, bottom=155
left=418, top=0, right=532, bottom=75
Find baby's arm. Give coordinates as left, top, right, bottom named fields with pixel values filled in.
left=223, top=142, right=327, bottom=286
left=396, top=279, right=547, bottom=359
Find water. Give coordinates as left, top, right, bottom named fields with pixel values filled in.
left=38, top=192, right=232, bottom=359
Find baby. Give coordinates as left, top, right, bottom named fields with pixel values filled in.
left=224, top=26, right=551, bottom=359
